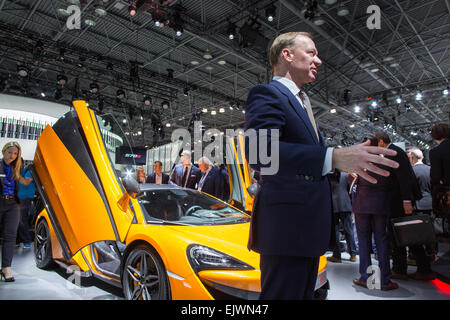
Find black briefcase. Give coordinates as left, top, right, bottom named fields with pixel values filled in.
left=391, top=214, right=436, bottom=247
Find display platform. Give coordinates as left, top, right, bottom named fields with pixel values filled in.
left=1, top=243, right=449, bottom=300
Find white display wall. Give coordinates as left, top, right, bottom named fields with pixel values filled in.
left=0, top=94, right=70, bottom=160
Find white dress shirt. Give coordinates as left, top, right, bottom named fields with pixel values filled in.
left=273, top=76, right=333, bottom=176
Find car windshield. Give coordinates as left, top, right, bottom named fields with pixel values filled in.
left=137, top=188, right=250, bottom=226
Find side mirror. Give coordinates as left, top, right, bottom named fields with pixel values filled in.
left=246, top=183, right=260, bottom=198
left=122, top=176, right=140, bottom=199
left=118, top=176, right=140, bottom=212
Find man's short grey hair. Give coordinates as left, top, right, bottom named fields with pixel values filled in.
left=198, top=156, right=213, bottom=166
left=408, top=148, right=423, bottom=160
left=181, top=150, right=191, bottom=157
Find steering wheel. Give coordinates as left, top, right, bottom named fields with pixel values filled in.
left=185, top=205, right=203, bottom=216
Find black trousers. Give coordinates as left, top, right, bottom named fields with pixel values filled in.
left=17, top=198, right=32, bottom=243
left=0, top=198, right=20, bottom=268
left=259, top=254, right=319, bottom=300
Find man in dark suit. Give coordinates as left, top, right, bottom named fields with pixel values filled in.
left=429, top=123, right=450, bottom=195
left=169, top=150, right=202, bottom=189
left=373, top=131, right=419, bottom=280
left=245, top=32, right=399, bottom=300
left=146, top=161, right=169, bottom=184
left=407, top=148, right=436, bottom=280
left=197, top=157, right=224, bottom=200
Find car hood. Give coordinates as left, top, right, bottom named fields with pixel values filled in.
left=164, top=222, right=259, bottom=269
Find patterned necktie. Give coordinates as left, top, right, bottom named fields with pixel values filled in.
left=298, top=91, right=319, bottom=142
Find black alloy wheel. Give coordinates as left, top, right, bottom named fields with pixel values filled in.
left=122, top=244, right=170, bottom=300
left=34, top=219, right=54, bottom=269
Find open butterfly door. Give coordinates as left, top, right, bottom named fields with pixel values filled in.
left=33, top=100, right=134, bottom=261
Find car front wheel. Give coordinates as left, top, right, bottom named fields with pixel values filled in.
left=122, top=244, right=170, bottom=300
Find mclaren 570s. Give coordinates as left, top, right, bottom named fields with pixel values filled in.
left=30, top=100, right=329, bottom=300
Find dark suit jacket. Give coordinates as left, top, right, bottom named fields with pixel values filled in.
left=244, top=80, right=331, bottom=257
left=429, top=138, right=450, bottom=190
left=169, top=163, right=202, bottom=189
left=385, top=143, right=418, bottom=218
left=412, top=163, right=432, bottom=211
left=330, top=172, right=352, bottom=213
left=199, top=167, right=224, bottom=200
left=352, top=165, right=391, bottom=215
left=145, top=172, right=169, bottom=184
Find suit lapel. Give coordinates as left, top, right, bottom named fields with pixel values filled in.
left=270, top=80, right=319, bottom=144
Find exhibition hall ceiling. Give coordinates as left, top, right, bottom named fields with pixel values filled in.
left=0, top=0, right=448, bottom=149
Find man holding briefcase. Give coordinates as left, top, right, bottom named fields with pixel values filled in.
left=373, top=131, right=436, bottom=281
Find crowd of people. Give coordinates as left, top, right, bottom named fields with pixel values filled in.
left=135, top=150, right=230, bottom=202
left=327, top=124, right=450, bottom=292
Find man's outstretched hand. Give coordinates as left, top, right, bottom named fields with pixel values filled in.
left=332, top=140, right=399, bottom=184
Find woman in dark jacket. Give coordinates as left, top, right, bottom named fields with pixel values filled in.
left=0, top=141, right=32, bottom=282
left=352, top=137, right=398, bottom=291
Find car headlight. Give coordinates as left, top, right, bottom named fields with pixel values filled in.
left=187, top=244, right=254, bottom=272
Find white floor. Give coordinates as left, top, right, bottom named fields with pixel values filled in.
left=0, top=243, right=449, bottom=300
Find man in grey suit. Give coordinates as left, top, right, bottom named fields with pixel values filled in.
left=407, top=148, right=436, bottom=280
left=408, top=149, right=432, bottom=213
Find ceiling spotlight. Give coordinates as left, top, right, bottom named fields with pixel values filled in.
left=165, top=123, right=171, bottom=127
left=211, top=110, right=216, bottom=115
left=190, top=60, right=199, bottom=65
left=390, top=62, right=400, bottom=68
left=57, top=5, right=70, bottom=16
left=219, top=107, right=225, bottom=113
left=171, top=12, right=184, bottom=36
left=265, top=5, right=276, bottom=22
left=371, top=101, right=378, bottom=108
left=415, top=91, right=423, bottom=101
left=354, top=105, right=361, bottom=113
left=89, top=82, right=99, bottom=93
left=116, top=89, right=126, bottom=99
left=94, top=2, right=107, bottom=16
left=218, top=59, right=227, bottom=65
left=57, top=74, right=68, bottom=86
left=330, top=108, right=337, bottom=114
left=203, top=49, right=213, bottom=60
left=443, top=87, right=449, bottom=96
left=84, top=15, right=96, bottom=26
left=337, top=4, right=350, bottom=16
left=175, top=26, right=183, bottom=37
left=325, top=0, right=337, bottom=5
left=313, top=15, right=325, bottom=26
left=17, top=65, right=29, bottom=77
left=396, top=97, right=402, bottom=104
left=143, top=96, right=152, bottom=105
left=161, top=101, right=170, bottom=110
left=202, top=107, right=208, bottom=113
left=227, top=23, right=236, bottom=40
left=129, top=1, right=137, bottom=16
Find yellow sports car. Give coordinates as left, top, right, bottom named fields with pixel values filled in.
left=31, top=100, right=328, bottom=300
